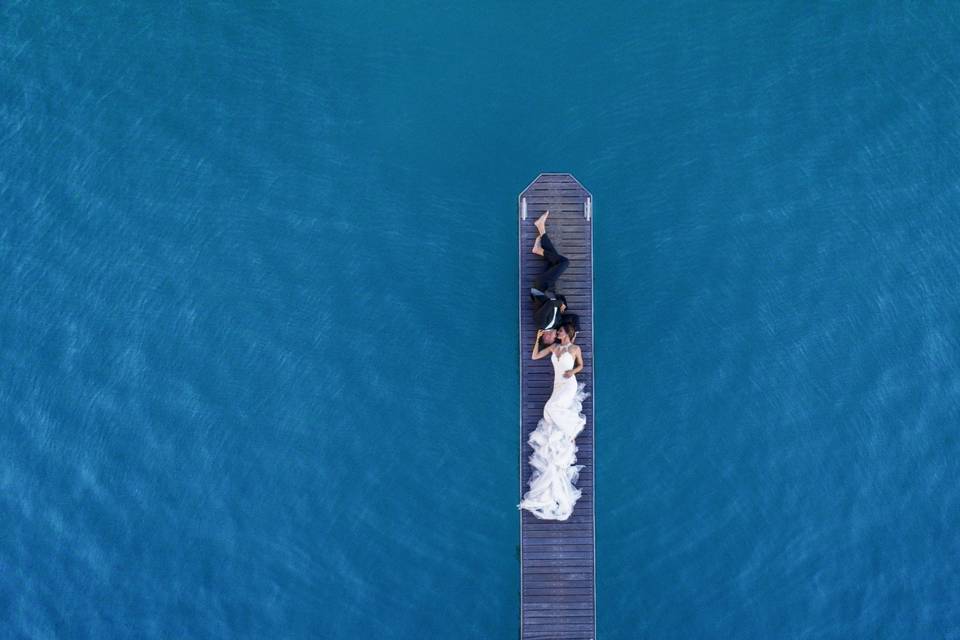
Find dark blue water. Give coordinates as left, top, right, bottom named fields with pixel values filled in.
left=3, top=2, right=960, bottom=638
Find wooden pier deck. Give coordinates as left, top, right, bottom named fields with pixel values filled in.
left=518, top=173, right=595, bottom=640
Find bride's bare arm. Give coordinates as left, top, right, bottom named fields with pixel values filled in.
left=563, top=345, right=585, bottom=377
left=532, top=330, right=554, bottom=360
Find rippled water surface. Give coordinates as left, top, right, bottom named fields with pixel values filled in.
left=3, top=2, right=960, bottom=638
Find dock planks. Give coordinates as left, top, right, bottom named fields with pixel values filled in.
left=519, top=173, right=595, bottom=640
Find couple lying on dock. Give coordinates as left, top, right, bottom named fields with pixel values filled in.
left=518, top=211, right=589, bottom=521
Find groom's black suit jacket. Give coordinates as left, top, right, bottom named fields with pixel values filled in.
left=532, top=292, right=578, bottom=332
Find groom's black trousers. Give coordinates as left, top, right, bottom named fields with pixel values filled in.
left=531, top=233, right=569, bottom=298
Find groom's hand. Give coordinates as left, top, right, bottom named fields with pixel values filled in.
left=560, top=303, right=567, bottom=312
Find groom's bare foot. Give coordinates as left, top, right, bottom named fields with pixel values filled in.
left=534, top=210, right=550, bottom=236
left=531, top=235, right=544, bottom=256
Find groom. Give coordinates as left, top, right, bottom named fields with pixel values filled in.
left=529, top=210, right=578, bottom=345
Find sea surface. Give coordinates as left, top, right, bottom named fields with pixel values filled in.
left=3, top=2, right=960, bottom=638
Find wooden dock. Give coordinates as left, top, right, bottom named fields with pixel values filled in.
left=518, top=173, right=595, bottom=640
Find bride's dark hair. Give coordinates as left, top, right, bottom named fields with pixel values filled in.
left=560, top=321, right=577, bottom=342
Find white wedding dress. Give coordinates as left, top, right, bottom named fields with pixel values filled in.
left=518, top=345, right=589, bottom=521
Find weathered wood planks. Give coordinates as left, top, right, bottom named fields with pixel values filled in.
left=519, top=173, right=595, bottom=640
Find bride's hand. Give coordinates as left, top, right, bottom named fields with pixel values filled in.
left=564, top=370, right=574, bottom=378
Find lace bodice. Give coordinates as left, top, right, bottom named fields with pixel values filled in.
left=551, top=344, right=577, bottom=371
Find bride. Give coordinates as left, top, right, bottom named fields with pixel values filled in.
left=518, top=322, right=589, bottom=521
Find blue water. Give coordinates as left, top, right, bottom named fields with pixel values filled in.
left=3, top=2, right=960, bottom=638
